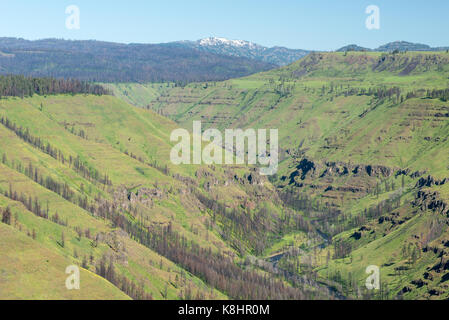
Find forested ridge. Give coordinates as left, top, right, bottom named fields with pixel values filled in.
left=0, top=75, right=110, bottom=98
left=0, top=38, right=275, bottom=83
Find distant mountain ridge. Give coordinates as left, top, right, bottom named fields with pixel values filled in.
left=0, top=37, right=275, bottom=83
left=1, top=37, right=448, bottom=83
left=337, top=41, right=449, bottom=52
left=169, top=37, right=310, bottom=66
left=336, top=44, right=372, bottom=52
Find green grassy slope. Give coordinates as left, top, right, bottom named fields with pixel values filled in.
left=140, top=51, right=449, bottom=299
left=0, top=93, right=322, bottom=300
left=103, top=83, right=168, bottom=108
left=0, top=95, right=233, bottom=299
left=3, top=51, right=449, bottom=300
left=0, top=222, right=130, bottom=300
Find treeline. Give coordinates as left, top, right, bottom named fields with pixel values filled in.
left=3, top=181, right=93, bottom=229
left=4, top=183, right=57, bottom=223
left=0, top=117, right=111, bottom=186
left=338, top=84, right=449, bottom=103
left=196, top=191, right=312, bottom=255
left=1, top=152, right=110, bottom=225
left=92, top=196, right=310, bottom=300
left=137, top=223, right=308, bottom=300
left=0, top=118, right=324, bottom=298
left=3, top=156, right=75, bottom=201
left=332, top=189, right=405, bottom=260
left=280, top=189, right=339, bottom=215
left=279, top=185, right=404, bottom=241
left=196, top=192, right=275, bottom=255
left=2, top=156, right=311, bottom=299
left=326, top=188, right=403, bottom=241
left=1, top=116, right=62, bottom=160
left=1, top=206, right=12, bottom=225
left=0, top=75, right=110, bottom=98
left=280, top=189, right=341, bottom=226
left=1, top=162, right=320, bottom=299
left=268, top=78, right=295, bottom=98
left=426, top=88, right=449, bottom=102
left=1, top=181, right=153, bottom=299
left=336, top=86, right=402, bottom=102
left=95, top=254, right=153, bottom=300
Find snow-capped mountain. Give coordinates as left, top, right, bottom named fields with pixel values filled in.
left=170, top=37, right=309, bottom=66
left=198, top=37, right=259, bottom=49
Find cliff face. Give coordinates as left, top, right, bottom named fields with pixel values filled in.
left=414, top=190, right=448, bottom=215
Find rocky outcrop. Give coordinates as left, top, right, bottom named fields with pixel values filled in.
left=428, top=289, right=442, bottom=296
left=290, top=159, right=396, bottom=183
left=95, top=230, right=128, bottom=265
left=113, top=185, right=164, bottom=209
left=395, top=169, right=426, bottom=179
left=364, top=165, right=394, bottom=178
left=401, top=286, right=412, bottom=294
left=245, top=169, right=265, bottom=186
left=173, top=173, right=198, bottom=187
left=289, top=158, right=317, bottom=184
left=413, top=190, right=448, bottom=215
left=131, top=188, right=163, bottom=205
left=415, top=175, right=448, bottom=188
left=411, top=279, right=426, bottom=288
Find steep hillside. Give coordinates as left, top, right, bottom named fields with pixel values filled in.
left=0, top=223, right=130, bottom=300
left=3, top=51, right=449, bottom=300
left=102, top=83, right=163, bottom=108
left=0, top=94, right=229, bottom=300
left=144, top=51, right=449, bottom=299
left=0, top=92, right=335, bottom=300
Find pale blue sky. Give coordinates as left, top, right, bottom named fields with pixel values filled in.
left=0, top=0, right=448, bottom=51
